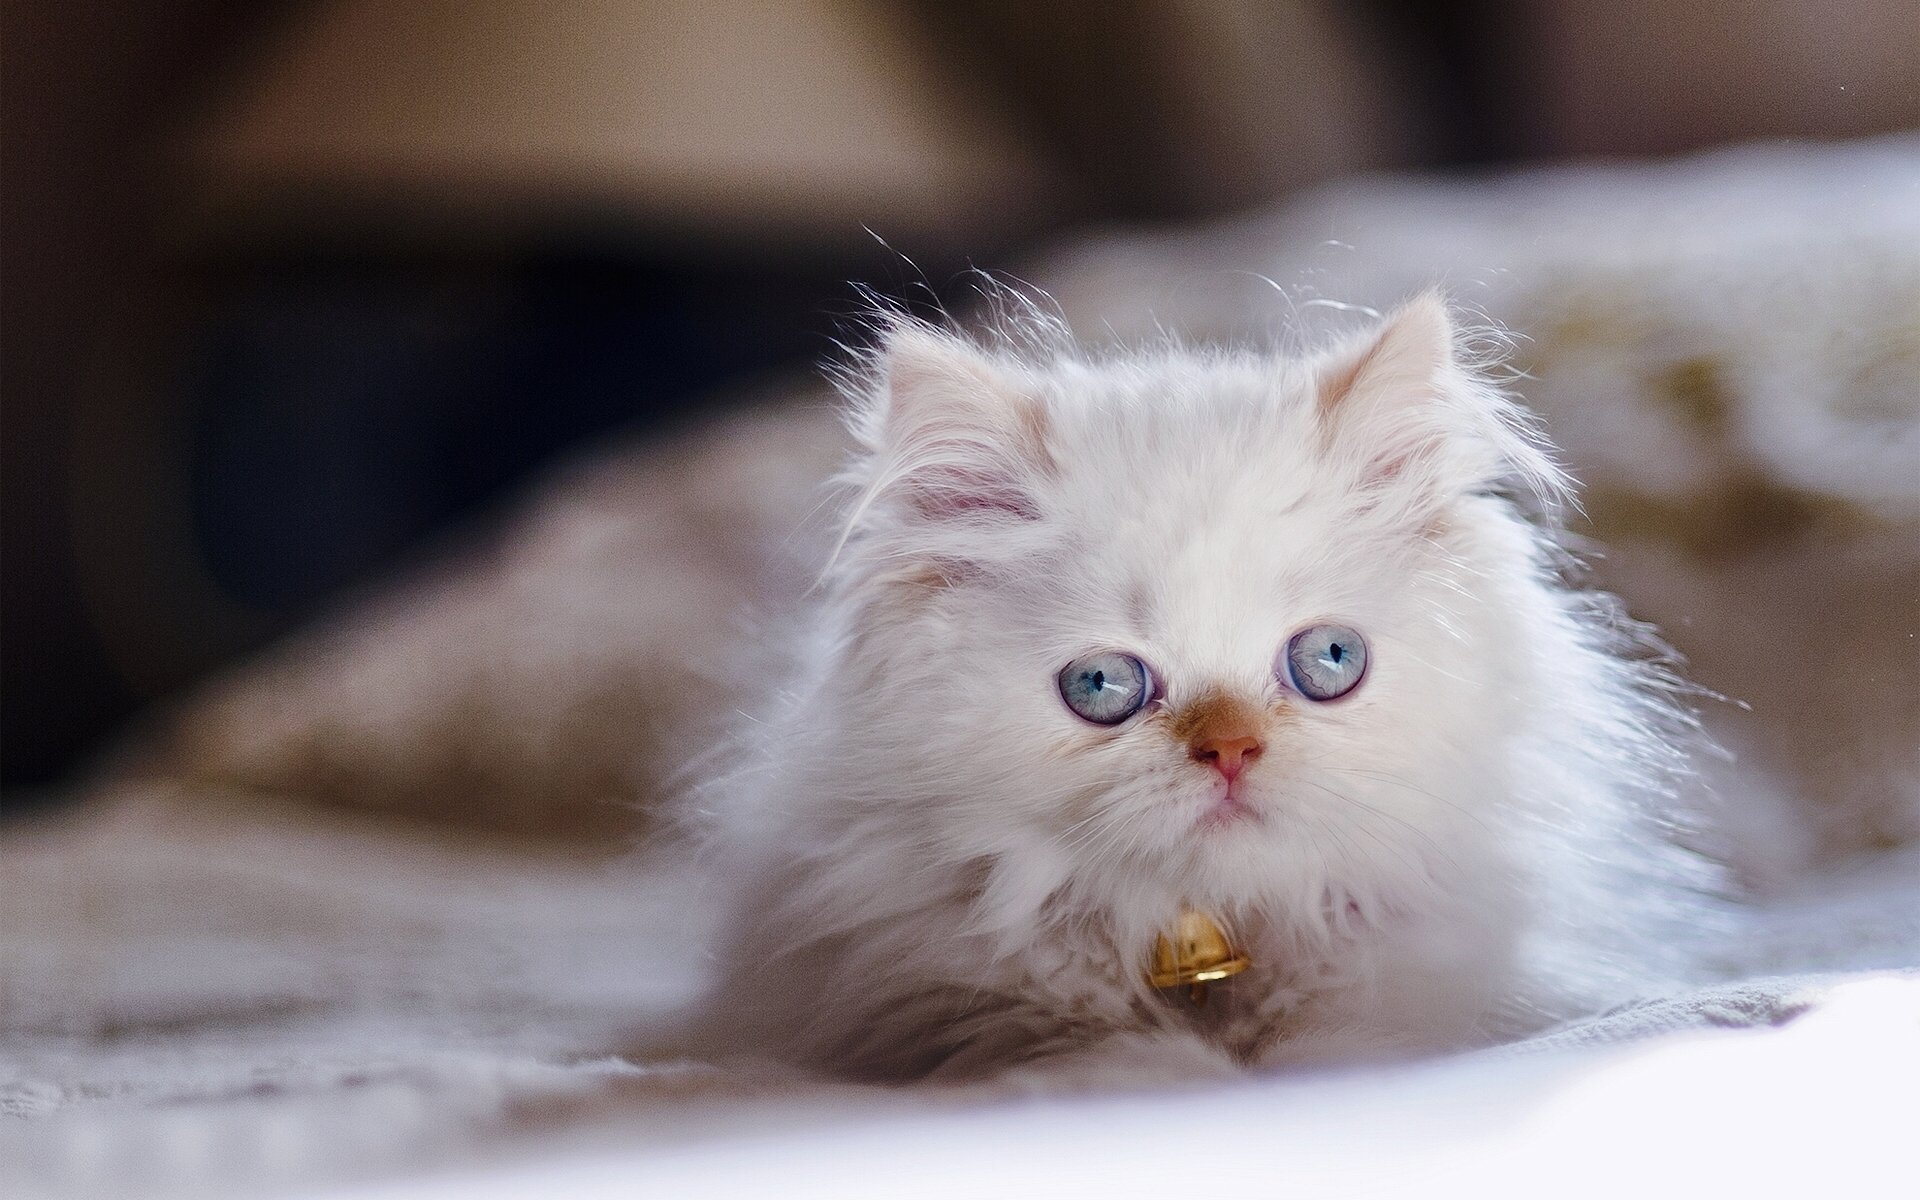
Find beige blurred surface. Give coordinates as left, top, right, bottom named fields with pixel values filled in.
left=175, top=0, right=1920, bottom=253
left=185, top=0, right=1066, bottom=253
left=138, top=387, right=847, bottom=843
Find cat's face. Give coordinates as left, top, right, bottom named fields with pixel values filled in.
left=825, top=296, right=1566, bottom=922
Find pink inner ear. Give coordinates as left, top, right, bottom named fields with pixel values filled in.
left=904, top=463, right=1038, bottom=521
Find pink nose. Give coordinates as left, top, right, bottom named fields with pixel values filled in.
left=1191, top=733, right=1263, bottom=781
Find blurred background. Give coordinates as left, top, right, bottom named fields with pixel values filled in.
left=4, top=0, right=1918, bottom=798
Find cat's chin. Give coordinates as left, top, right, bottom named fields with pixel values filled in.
left=1155, top=794, right=1291, bottom=877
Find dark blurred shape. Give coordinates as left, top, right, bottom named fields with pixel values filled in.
left=2, top=0, right=298, bottom=792
left=1506, top=0, right=1920, bottom=157
left=180, top=257, right=855, bottom=611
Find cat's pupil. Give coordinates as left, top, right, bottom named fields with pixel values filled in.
left=1286, top=624, right=1368, bottom=701
left=1089, top=670, right=1106, bottom=690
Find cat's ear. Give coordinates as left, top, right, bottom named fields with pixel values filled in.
left=862, top=325, right=1052, bottom=524
left=1314, top=290, right=1455, bottom=422
left=1312, top=291, right=1559, bottom=500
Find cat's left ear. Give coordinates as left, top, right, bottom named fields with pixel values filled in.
left=1314, top=290, right=1455, bottom=422
left=1313, top=291, right=1559, bottom=499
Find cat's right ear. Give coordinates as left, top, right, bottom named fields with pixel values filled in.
left=860, top=325, right=1053, bottom=524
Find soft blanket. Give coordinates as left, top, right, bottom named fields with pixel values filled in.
left=5, top=788, right=1918, bottom=1198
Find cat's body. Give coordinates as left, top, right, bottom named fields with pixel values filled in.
left=680, top=293, right=1723, bottom=1084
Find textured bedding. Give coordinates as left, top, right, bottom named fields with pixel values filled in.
left=6, top=136, right=1919, bottom=1197
left=5, top=788, right=1918, bottom=1198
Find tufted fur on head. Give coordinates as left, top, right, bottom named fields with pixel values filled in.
left=683, top=290, right=1723, bottom=1084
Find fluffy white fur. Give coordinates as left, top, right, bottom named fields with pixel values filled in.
left=681, top=292, right=1724, bottom=1083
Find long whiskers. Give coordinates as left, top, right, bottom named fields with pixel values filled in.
left=1310, top=765, right=1498, bottom=834
left=1292, top=776, right=1460, bottom=875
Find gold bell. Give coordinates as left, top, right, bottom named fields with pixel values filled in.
left=1147, top=907, right=1251, bottom=1004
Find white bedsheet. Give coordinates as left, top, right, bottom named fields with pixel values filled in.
left=5, top=789, right=1917, bottom=1198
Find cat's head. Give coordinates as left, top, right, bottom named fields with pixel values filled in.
left=817, top=293, right=1578, bottom=932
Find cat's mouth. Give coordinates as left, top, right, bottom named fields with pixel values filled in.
left=1196, top=781, right=1262, bottom=831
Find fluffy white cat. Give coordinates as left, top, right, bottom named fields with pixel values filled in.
left=680, top=291, right=1724, bottom=1084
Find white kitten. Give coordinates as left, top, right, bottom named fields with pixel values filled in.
left=680, top=291, right=1724, bottom=1084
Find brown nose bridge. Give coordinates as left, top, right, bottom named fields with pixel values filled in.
left=1171, top=689, right=1266, bottom=755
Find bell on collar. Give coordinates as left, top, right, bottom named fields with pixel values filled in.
left=1147, top=907, right=1251, bottom=1004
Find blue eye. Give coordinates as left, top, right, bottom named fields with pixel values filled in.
left=1058, top=652, right=1152, bottom=725
left=1283, top=624, right=1369, bottom=701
